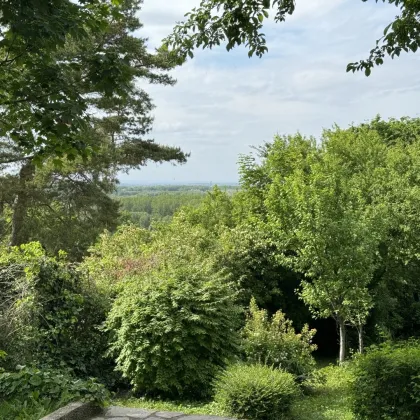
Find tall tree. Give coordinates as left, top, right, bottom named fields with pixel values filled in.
left=1, top=0, right=187, bottom=254
left=164, top=0, right=420, bottom=75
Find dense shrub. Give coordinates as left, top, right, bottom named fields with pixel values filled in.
left=352, top=340, right=420, bottom=420
left=0, top=243, right=43, bottom=365
left=242, top=298, right=317, bottom=375
left=82, top=225, right=152, bottom=296
left=0, top=243, right=115, bottom=386
left=106, top=260, right=241, bottom=397
left=214, top=364, right=299, bottom=420
left=33, top=261, right=114, bottom=385
left=0, top=366, right=109, bottom=404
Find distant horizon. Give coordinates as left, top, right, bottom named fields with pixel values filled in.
left=118, top=181, right=240, bottom=186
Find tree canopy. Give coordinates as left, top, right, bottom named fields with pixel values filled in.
left=0, top=0, right=187, bottom=253
left=237, top=117, right=420, bottom=360
left=0, top=0, right=184, bottom=161
left=164, top=0, right=420, bottom=75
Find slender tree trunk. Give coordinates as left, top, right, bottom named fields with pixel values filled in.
left=9, top=160, right=34, bottom=246
left=338, top=318, right=346, bottom=363
left=358, top=324, right=364, bottom=354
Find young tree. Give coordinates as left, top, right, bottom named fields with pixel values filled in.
left=239, top=129, right=390, bottom=361
left=165, top=0, right=419, bottom=75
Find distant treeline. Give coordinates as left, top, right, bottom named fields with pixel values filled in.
left=114, top=184, right=238, bottom=196
left=115, top=185, right=239, bottom=228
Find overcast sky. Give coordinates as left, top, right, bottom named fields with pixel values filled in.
left=119, top=0, right=420, bottom=185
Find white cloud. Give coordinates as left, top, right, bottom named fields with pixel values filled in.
left=118, top=0, right=420, bottom=184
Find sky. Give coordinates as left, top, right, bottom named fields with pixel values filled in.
left=119, top=0, right=420, bottom=185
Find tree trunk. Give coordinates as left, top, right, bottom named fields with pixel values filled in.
left=358, top=324, right=364, bottom=354
left=9, top=160, right=34, bottom=246
left=338, top=318, right=346, bottom=363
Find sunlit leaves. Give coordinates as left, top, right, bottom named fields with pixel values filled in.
left=165, top=0, right=419, bottom=75
left=347, top=0, right=420, bottom=74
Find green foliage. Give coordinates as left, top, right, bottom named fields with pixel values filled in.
left=214, top=364, right=299, bottom=420
left=1, top=1, right=188, bottom=254
left=115, top=185, right=239, bottom=229
left=0, top=242, right=47, bottom=364
left=269, top=130, right=387, bottom=320
left=347, top=1, right=420, bottom=74
left=0, top=243, right=114, bottom=385
left=291, top=365, right=354, bottom=420
left=82, top=225, right=152, bottom=296
left=0, top=0, right=122, bottom=160
left=218, top=226, right=281, bottom=308
left=236, top=119, right=420, bottom=359
left=106, top=257, right=241, bottom=397
left=0, top=398, right=64, bottom=420
left=242, top=298, right=317, bottom=375
left=0, top=366, right=109, bottom=405
left=33, top=262, right=113, bottom=384
left=177, top=186, right=236, bottom=233
left=165, top=1, right=419, bottom=74
left=116, top=365, right=356, bottom=420
left=0, top=158, right=122, bottom=258
left=114, top=184, right=238, bottom=196
left=113, top=397, right=227, bottom=417
left=118, top=192, right=206, bottom=228
left=173, top=188, right=287, bottom=314
left=0, top=0, right=187, bottom=162
left=351, top=341, right=420, bottom=420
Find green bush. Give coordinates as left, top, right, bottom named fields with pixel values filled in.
left=0, top=243, right=116, bottom=386
left=0, top=366, right=109, bottom=404
left=214, top=364, right=299, bottom=420
left=242, top=298, right=317, bottom=375
left=33, top=260, right=116, bottom=386
left=106, top=260, right=241, bottom=397
left=352, top=340, right=420, bottom=420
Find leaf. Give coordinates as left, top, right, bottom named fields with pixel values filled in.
left=383, top=22, right=392, bottom=35
left=365, top=67, right=371, bottom=77
left=29, top=375, right=42, bottom=386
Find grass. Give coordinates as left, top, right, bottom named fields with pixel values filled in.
left=112, top=397, right=228, bottom=417
left=115, top=365, right=354, bottom=420
left=292, top=365, right=354, bottom=420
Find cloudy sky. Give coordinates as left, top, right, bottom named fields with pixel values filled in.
left=119, top=0, right=420, bottom=184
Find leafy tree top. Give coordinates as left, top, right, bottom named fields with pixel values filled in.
left=0, top=0, right=185, bottom=162
left=164, top=0, right=420, bottom=75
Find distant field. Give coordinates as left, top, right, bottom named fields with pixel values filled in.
left=114, top=184, right=239, bottom=228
